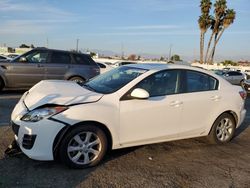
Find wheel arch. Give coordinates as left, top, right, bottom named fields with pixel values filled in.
left=53, top=120, right=113, bottom=159
left=208, top=110, right=238, bottom=135
left=66, top=75, right=86, bottom=81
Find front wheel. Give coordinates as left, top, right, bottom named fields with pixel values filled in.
left=69, top=76, right=85, bottom=85
left=59, top=125, right=108, bottom=168
left=207, top=113, right=236, bottom=144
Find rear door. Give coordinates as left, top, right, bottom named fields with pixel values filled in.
left=44, top=51, right=72, bottom=80
left=71, top=54, right=100, bottom=80
left=232, top=72, right=244, bottom=84
left=4, top=50, right=47, bottom=88
left=179, top=70, right=220, bottom=137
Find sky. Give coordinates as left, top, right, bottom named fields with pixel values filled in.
left=0, top=0, right=249, bottom=61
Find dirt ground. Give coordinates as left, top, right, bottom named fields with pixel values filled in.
left=0, top=91, right=250, bottom=188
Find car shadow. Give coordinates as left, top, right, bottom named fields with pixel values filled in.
left=234, top=120, right=250, bottom=137
left=0, top=137, right=139, bottom=187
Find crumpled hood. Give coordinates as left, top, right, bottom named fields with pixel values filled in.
left=24, top=80, right=103, bottom=110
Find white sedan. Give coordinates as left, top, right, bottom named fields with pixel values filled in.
left=11, top=64, right=247, bottom=168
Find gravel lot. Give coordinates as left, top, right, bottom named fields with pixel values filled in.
left=1, top=90, right=250, bottom=188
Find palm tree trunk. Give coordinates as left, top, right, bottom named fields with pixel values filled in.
left=204, top=32, right=214, bottom=64
left=200, top=32, right=204, bottom=64
left=208, top=28, right=225, bottom=64
left=210, top=33, right=218, bottom=64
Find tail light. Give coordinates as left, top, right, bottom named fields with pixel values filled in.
left=239, top=90, right=247, bottom=100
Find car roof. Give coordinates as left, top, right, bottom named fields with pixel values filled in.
left=32, top=48, right=91, bottom=56
left=124, top=63, right=194, bottom=71
left=124, top=63, right=222, bottom=77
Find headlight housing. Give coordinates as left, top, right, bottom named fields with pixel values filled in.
left=21, top=106, right=68, bottom=122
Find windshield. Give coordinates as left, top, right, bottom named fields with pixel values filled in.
left=84, top=66, right=147, bottom=94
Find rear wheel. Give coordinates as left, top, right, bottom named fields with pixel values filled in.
left=240, top=80, right=245, bottom=87
left=68, top=76, right=85, bottom=85
left=208, top=113, right=236, bottom=144
left=59, top=125, right=108, bottom=168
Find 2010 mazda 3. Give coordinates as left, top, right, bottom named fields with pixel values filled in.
left=11, top=64, right=247, bottom=168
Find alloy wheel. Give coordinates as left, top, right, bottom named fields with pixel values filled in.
left=215, top=118, right=234, bottom=142
left=67, top=131, right=102, bottom=165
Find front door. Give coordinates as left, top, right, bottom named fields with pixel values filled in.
left=119, top=69, right=183, bottom=146
left=5, top=50, right=48, bottom=88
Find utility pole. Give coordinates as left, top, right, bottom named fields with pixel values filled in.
left=121, top=42, right=124, bottom=60
left=46, top=37, right=49, bottom=48
left=168, top=44, right=173, bottom=61
left=76, top=39, right=79, bottom=52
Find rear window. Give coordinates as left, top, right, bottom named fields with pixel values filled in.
left=228, top=71, right=242, bottom=76
left=73, top=54, right=96, bottom=65
left=186, top=71, right=218, bottom=92
left=50, top=52, right=71, bottom=64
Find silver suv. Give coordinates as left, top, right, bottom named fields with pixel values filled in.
left=0, top=48, right=100, bottom=91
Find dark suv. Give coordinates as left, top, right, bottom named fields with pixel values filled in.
left=0, top=48, right=100, bottom=91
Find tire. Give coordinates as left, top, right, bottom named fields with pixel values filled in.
left=59, top=125, right=108, bottom=169
left=207, top=113, right=236, bottom=144
left=0, top=78, right=4, bottom=91
left=240, top=80, right=245, bottom=88
left=68, top=76, right=85, bottom=85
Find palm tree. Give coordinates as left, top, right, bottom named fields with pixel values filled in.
left=198, top=14, right=212, bottom=64
left=209, top=9, right=236, bottom=63
left=205, top=0, right=227, bottom=64
left=200, top=0, right=212, bottom=14
left=199, top=0, right=212, bottom=64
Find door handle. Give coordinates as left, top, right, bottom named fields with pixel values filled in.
left=37, top=64, right=44, bottom=67
left=170, top=101, right=183, bottom=107
left=210, top=96, right=221, bottom=101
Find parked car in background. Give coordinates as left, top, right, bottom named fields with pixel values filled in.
left=11, top=64, right=246, bottom=168
left=96, top=62, right=113, bottom=74
left=215, top=70, right=245, bottom=86
left=222, top=71, right=246, bottom=86
left=0, top=48, right=100, bottom=91
left=112, top=61, right=137, bottom=68
left=0, top=55, right=11, bottom=62
left=244, top=69, right=250, bottom=79
left=7, top=54, right=20, bottom=59
left=242, top=79, right=250, bottom=92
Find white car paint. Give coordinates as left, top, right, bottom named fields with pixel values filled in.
left=11, top=64, right=246, bottom=162
left=24, top=80, right=103, bottom=110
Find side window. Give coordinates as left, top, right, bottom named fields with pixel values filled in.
left=73, top=54, right=95, bottom=65
left=227, top=71, right=242, bottom=76
left=50, top=52, right=71, bottom=64
left=186, top=71, right=217, bottom=92
left=20, top=51, right=49, bottom=63
left=135, top=70, right=180, bottom=97
left=97, top=63, right=106, bottom=68
left=234, top=72, right=242, bottom=76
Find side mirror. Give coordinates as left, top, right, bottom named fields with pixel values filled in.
left=19, top=57, right=27, bottom=62
left=130, top=88, right=149, bottom=99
